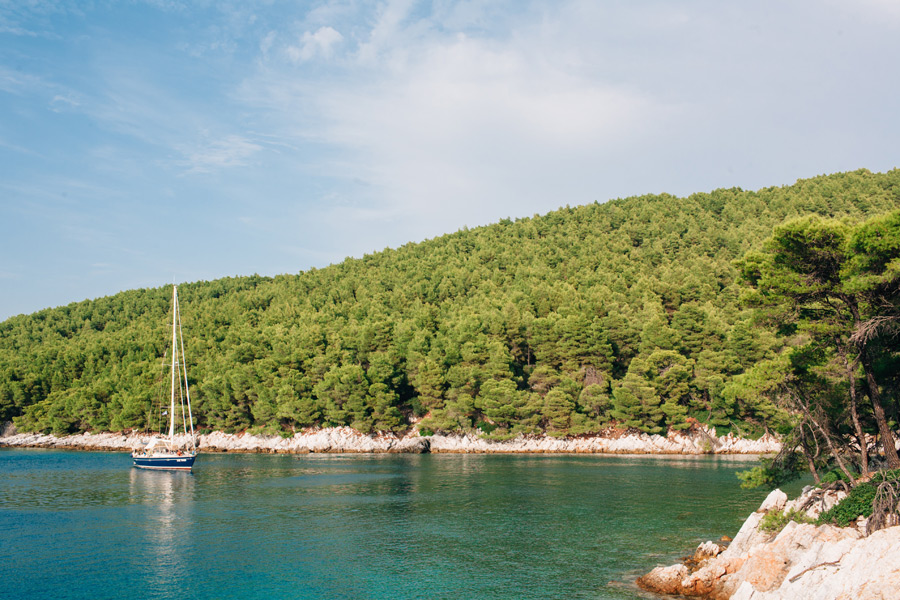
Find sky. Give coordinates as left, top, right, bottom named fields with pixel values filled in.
left=1, top=0, right=899, bottom=320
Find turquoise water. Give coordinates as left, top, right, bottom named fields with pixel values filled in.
left=1, top=450, right=792, bottom=599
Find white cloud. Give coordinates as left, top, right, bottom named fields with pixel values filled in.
left=246, top=11, right=671, bottom=231
left=286, top=26, right=344, bottom=62
left=356, top=0, right=419, bottom=64
left=49, top=93, right=80, bottom=112
left=4, top=0, right=900, bottom=321
left=179, top=134, right=263, bottom=174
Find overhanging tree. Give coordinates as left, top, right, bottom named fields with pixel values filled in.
left=738, top=214, right=900, bottom=469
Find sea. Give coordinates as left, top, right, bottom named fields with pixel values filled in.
left=0, top=449, right=801, bottom=599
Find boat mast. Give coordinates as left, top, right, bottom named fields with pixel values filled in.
left=168, top=285, right=178, bottom=442
left=177, top=302, right=196, bottom=446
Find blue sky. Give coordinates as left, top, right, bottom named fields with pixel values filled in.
left=1, top=0, right=899, bottom=320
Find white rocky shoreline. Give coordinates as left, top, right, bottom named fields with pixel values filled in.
left=0, top=423, right=780, bottom=455
left=637, top=486, right=900, bottom=599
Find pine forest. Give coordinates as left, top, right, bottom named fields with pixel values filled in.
left=3, top=169, right=900, bottom=451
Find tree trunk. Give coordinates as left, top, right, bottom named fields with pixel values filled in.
left=859, top=349, right=900, bottom=469
left=840, top=351, right=869, bottom=476
left=798, top=426, right=821, bottom=484
left=845, top=299, right=900, bottom=469
left=792, top=389, right=856, bottom=483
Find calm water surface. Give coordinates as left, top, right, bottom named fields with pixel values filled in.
left=1, top=450, right=796, bottom=599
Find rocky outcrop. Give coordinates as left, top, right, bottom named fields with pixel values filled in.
left=200, top=428, right=432, bottom=454
left=0, top=423, right=779, bottom=454
left=0, top=426, right=432, bottom=454
left=427, top=427, right=779, bottom=454
left=637, top=487, right=900, bottom=600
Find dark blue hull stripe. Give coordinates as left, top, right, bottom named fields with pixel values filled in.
left=133, top=455, right=197, bottom=470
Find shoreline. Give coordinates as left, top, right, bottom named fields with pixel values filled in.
left=0, top=424, right=780, bottom=455
left=637, top=487, right=900, bottom=599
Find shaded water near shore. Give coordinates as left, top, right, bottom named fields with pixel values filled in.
left=1, top=450, right=800, bottom=599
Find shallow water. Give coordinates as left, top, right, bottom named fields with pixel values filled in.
left=1, top=450, right=799, bottom=599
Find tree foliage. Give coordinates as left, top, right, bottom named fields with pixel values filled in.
left=3, top=169, right=900, bottom=439
left=734, top=203, right=900, bottom=483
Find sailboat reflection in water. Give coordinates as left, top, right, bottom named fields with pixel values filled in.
left=133, top=285, right=198, bottom=470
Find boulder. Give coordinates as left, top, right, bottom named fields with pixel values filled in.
left=757, top=489, right=788, bottom=513
left=695, top=540, right=725, bottom=560
left=636, top=564, right=689, bottom=595
left=679, top=557, right=744, bottom=597
left=390, top=437, right=431, bottom=453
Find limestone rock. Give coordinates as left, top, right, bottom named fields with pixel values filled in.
left=638, top=486, right=900, bottom=600
left=636, top=564, right=689, bottom=595
left=783, top=487, right=848, bottom=520
left=680, top=557, right=744, bottom=597
left=0, top=423, right=782, bottom=454
left=720, top=512, right=768, bottom=560
left=728, top=524, right=900, bottom=599
left=695, top=540, right=725, bottom=560
left=684, top=540, right=726, bottom=572
left=757, top=489, right=787, bottom=513
left=390, top=436, right=430, bottom=453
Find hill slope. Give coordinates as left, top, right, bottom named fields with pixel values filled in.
left=3, top=168, right=899, bottom=437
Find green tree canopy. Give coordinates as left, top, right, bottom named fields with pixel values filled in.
left=3, top=169, right=900, bottom=441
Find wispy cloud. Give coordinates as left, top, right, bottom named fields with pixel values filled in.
left=178, top=134, right=263, bottom=174
left=75, top=68, right=264, bottom=175
left=356, top=0, right=420, bottom=64
left=49, top=93, right=80, bottom=112
left=0, top=65, right=51, bottom=96
left=0, top=24, right=39, bottom=36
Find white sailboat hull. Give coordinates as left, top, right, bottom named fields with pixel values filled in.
left=132, top=451, right=197, bottom=470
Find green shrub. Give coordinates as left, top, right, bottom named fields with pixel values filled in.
left=759, top=510, right=790, bottom=533
left=871, top=468, right=900, bottom=484
left=817, top=483, right=877, bottom=527
left=476, top=420, right=497, bottom=434
left=418, top=426, right=434, bottom=437
left=759, top=508, right=815, bottom=533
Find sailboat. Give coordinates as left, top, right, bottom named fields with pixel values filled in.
left=132, top=285, right=198, bottom=470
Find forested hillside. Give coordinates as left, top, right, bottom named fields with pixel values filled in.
left=3, top=169, right=900, bottom=439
